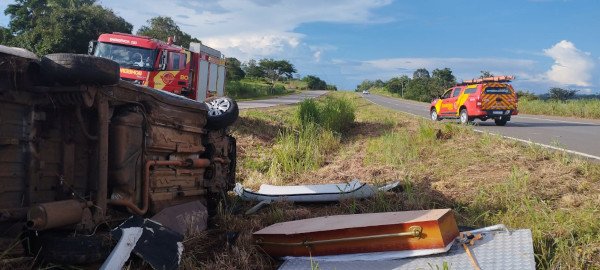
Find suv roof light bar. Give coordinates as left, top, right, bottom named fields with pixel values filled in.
left=458, top=75, right=515, bottom=85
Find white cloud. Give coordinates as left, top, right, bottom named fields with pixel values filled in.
left=100, top=0, right=392, bottom=61
left=544, top=40, right=595, bottom=87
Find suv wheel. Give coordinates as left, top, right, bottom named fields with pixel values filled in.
left=494, top=117, right=508, bottom=126
left=459, top=108, right=470, bottom=125
left=430, top=109, right=440, bottom=121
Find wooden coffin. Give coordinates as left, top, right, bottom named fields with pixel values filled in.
left=253, top=209, right=459, bottom=257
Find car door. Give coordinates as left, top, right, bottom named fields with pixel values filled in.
left=440, top=87, right=461, bottom=116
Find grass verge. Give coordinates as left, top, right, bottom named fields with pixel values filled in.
left=518, top=99, right=600, bottom=119
left=183, top=92, right=600, bottom=269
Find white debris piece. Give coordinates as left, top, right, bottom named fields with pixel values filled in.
left=235, top=179, right=400, bottom=202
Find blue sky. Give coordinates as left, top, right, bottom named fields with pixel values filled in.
left=1, top=0, right=599, bottom=93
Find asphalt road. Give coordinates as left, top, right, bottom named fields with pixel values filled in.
left=362, top=93, right=600, bottom=160
left=238, top=90, right=328, bottom=109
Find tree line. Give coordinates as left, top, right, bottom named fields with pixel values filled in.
left=356, top=68, right=456, bottom=102
left=359, top=68, right=596, bottom=102
left=226, top=57, right=336, bottom=90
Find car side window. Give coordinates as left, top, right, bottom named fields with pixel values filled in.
left=451, top=87, right=462, bottom=97
left=464, top=87, right=477, bottom=94
left=442, top=90, right=452, bottom=99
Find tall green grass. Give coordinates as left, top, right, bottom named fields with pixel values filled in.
left=296, top=96, right=356, bottom=133
left=226, top=80, right=288, bottom=99
left=519, top=99, right=600, bottom=119
left=268, top=123, right=339, bottom=179
left=268, top=96, right=356, bottom=179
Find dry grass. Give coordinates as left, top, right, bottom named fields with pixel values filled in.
left=182, top=92, right=600, bottom=269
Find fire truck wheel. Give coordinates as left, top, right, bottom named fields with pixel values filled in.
left=205, top=96, right=239, bottom=130
left=41, top=53, right=120, bottom=86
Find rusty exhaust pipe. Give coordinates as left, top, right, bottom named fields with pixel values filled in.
left=27, top=200, right=92, bottom=231
left=108, top=159, right=210, bottom=216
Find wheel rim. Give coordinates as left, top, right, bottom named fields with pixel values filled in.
left=206, top=98, right=231, bottom=116
left=460, top=111, right=467, bottom=123
left=431, top=110, right=437, bottom=120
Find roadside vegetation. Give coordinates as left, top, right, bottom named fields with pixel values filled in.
left=225, top=58, right=337, bottom=100
left=518, top=98, right=600, bottom=119
left=181, top=92, right=600, bottom=270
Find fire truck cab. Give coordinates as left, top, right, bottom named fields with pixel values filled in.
left=89, top=32, right=225, bottom=101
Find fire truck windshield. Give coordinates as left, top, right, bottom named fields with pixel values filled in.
left=94, top=42, right=156, bottom=70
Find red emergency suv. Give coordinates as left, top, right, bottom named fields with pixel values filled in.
left=429, top=76, right=518, bottom=126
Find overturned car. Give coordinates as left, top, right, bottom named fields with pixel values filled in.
left=0, top=46, right=238, bottom=264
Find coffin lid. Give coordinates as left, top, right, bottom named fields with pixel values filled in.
left=255, top=209, right=452, bottom=235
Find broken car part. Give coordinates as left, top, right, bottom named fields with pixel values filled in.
left=101, top=216, right=183, bottom=270
left=235, top=179, right=400, bottom=203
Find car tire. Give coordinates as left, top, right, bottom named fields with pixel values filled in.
left=430, top=108, right=440, bottom=121
left=494, top=118, right=508, bottom=126
left=459, top=108, right=470, bottom=125
left=41, top=53, right=120, bottom=86
left=205, top=96, right=239, bottom=130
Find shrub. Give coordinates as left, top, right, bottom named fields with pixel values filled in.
left=296, top=96, right=356, bottom=133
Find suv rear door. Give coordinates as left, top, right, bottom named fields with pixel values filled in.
left=480, top=83, right=517, bottom=112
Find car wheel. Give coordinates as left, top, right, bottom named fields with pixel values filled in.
left=459, top=108, right=470, bottom=124
left=494, top=118, right=508, bottom=126
left=205, top=96, right=239, bottom=130
left=41, top=53, right=120, bottom=86
left=430, top=109, right=440, bottom=121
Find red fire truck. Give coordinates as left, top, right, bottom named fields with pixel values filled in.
left=89, top=32, right=226, bottom=102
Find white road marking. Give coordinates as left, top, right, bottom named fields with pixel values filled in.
left=473, top=129, right=600, bottom=161
left=513, top=115, right=597, bottom=125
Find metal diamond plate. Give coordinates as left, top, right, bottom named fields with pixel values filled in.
left=279, top=229, right=535, bottom=270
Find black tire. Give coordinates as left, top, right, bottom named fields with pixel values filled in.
left=205, top=96, right=239, bottom=130
left=41, top=53, right=120, bottom=86
left=459, top=108, right=471, bottom=125
left=25, top=231, right=114, bottom=265
left=495, top=118, right=508, bottom=126
left=430, top=108, right=441, bottom=121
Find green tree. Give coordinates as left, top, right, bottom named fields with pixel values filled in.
left=355, top=80, right=375, bottom=92
left=303, top=75, right=327, bottom=90
left=549, top=87, right=578, bottom=101
left=386, top=75, right=410, bottom=95
left=404, top=77, right=432, bottom=101
left=413, top=68, right=430, bottom=79
left=225, top=57, right=245, bottom=81
left=432, top=68, right=456, bottom=88
left=259, top=59, right=297, bottom=83
left=516, top=90, right=538, bottom=101
left=243, top=59, right=264, bottom=78
left=137, top=16, right=199, bottom=48
left=4, top=0, right=132, bottom=55
left=479, top=70, right=494, bottom=78
left=0, top=26, right=13, bottom=44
